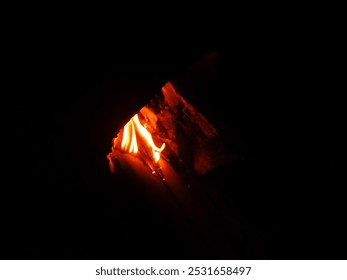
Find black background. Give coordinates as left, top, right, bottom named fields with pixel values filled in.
left=4, top=12, right=345, bottom=260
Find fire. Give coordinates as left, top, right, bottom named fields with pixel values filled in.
left=120, top=113, right=165, bottom=162
left=108, top=80, right=232, bottom=181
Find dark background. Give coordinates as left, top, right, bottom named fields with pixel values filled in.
left=4, top=14, right=344, bottom=260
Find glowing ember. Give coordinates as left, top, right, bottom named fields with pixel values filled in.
left=108, top=81, right=234, bottom=182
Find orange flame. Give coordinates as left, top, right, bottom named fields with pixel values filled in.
left=120, top=113, right=165, bottom=162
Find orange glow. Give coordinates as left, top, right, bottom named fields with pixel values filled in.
left=121, top=117, right=138, bottom=153
left=119, top=113, right=165, bottom=162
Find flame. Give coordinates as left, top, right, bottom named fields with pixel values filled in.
left=120, top=113, right=165, bottom=162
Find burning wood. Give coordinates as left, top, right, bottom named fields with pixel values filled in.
left=107, top=81, right=235, bottom=185
left=108, top=112, right=166, bottom=179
